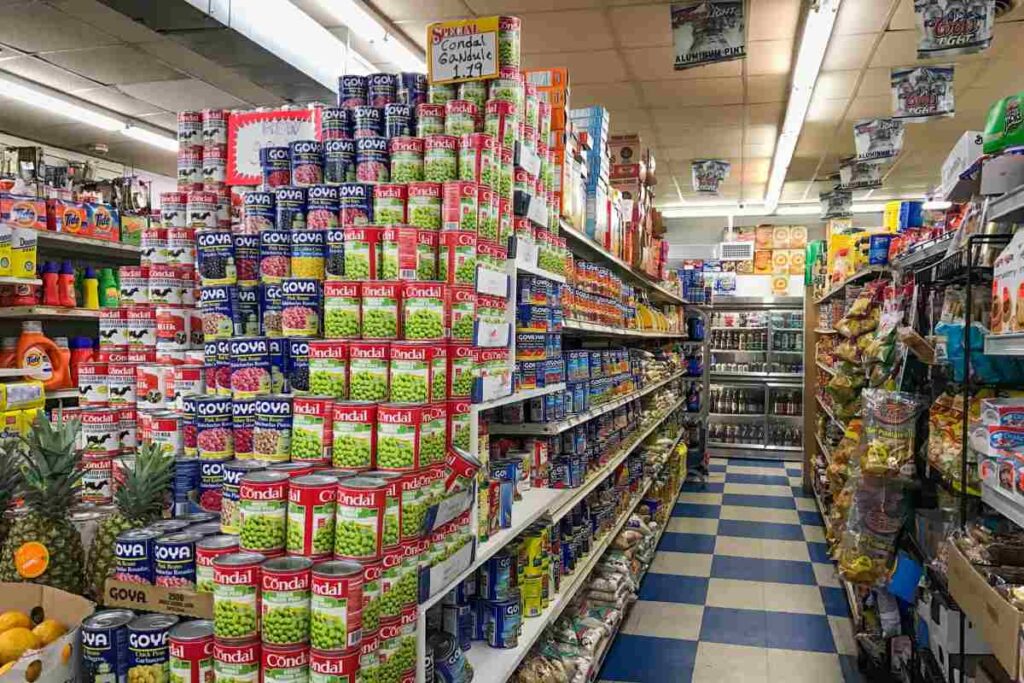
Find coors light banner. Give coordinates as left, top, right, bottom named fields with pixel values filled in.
left=892, top=66, right=955, bottom=121
left=854, top=118, right=905, bottom=163
left=671, top=1, right=745, bottom=70
left=914, top=0, right=995, bottom=59
left=839, top=157, right=884, bottom=191
left=820, top=188, right=853, bottom=219
left=691, top=159, right=731, bottom=194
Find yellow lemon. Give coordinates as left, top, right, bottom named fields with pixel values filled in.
left=0, top=627, right=39, bottom=664
left=31, top=620, right=66, bottom=647
left=0, top=612, right=30, bottom=635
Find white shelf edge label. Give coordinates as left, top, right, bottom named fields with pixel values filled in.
left=476, top=266, right=509, bottom=297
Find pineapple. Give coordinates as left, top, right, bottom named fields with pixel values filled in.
left=86, top=441, right=174, bottom=599
left=0, top=415, right=86, bottom=594
left=0, top=439, right=25, bottom=549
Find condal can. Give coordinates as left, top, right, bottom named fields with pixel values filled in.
left=196, top=534, right=239, bottom=593
left=287, top=473, right=337, bottom=558
left=221, top=459, right=267, bottom=535
left=239, top=470, right=289, bottom=555
left=81, top=456, right=113, bottom=505
left=262, top=643, right=310, bottom=681
left=81, top=407, right=120, bottom=459
left=127, top=613, right=180, bottom=683
left=82, top=609, right=134, bottom=683
left=310, top=647, right=360, bottom=683
left=213, top=552, right=266, bottom=642
left=334, top=476, right=386, bottom=561
left=292, top=396, right=335, bottom=466
left=213, top=637, right=260, bottom=681
left=260, top=556, right=313, bottom=646
left=310, top=560, right=364, bottom=651
left=169, top=620, right=215, bottom=683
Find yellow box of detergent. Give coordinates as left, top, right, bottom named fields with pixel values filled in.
left=0, top=223, right=11, bottom=276
left=0, top=381, right=45, bottom=411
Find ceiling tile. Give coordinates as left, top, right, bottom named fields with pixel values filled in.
left=746, top=40, right=793, bottom=76
left=607, top=108, right=653, bottom=134
left=823, top=33, right=875, bottom=71
left=746, top=75, right=788, bottom=104
left=744, top=142, right=775, bottom=158
left=0, top=56, right=97, bottom=92
left=814, top=71, right=859, bottom=100
left=887, top=0, right=917, bottom=31
left=464, top=0, right=601, bottom=12
left=523, top=49, right=627, bottom=84
left=641, top=77, right=744, bottom=108
left=609, top=4, right=673, bottom=49
left=521, top=10, right=613, bottom=53
left=845, top=95, right=891, bottom=120
left=856, top=67, right=891, bottom=99
left=806, top=95, right=849, bottom=123
left=73, top=86, right=166, bottom=119
left=652, top=104, right=745, bottom=128
left=834, top=0, right=893, bottom=35
left=43, top=46, right=184, bottom=85
left=120, top=78, right=247, bottom=111
left=621, top=47, right=743, bottom=81
left=0, top=1, right=121, bottom=52
left=745, top=102, right=784, bottom=126
left=748, top=0, right=802, bottom=41
left=745, top=124, right=778, bottom=146
left=45, top=0, right=160, bottom=44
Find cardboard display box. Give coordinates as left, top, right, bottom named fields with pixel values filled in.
left=948, top=541, right=1023, bottom=675
left=0, top=583, right=94, bottom=683
left=104, top=579, right=213, bottom=619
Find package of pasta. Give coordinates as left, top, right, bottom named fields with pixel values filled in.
left=861, top=388, right=925, bottom=480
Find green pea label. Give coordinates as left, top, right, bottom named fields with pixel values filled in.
left=323, top=282, right=361, bottom=339
left=239, top=479, right=287, bottom=553
left=213, top=564, right=259, bottom=641
left=362, top=284, right=400, bottom=341
left=261, top=572, right=311, bottom=646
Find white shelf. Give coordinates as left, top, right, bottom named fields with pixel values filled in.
left=982, top=483, right=1024, bottom=530
left=0, top=276, right=41, bottom=286
left=0, top=306, right=101, bottom=320
left=710, top=372, right=803, bottom=382
left=472, top=383, right=566, bottom=412
left=707, top=441, right=766, bottom=450
left=45, top=389, right=79, bottom=400
left=814, top=328, right=836, bottom=335
left=988, top=183, right=1024, bottom=224
left=984, top=332, right=1024, bottom=356
left=710, top=326, right=767, bottom=331
left=562, top=319, right=685, bottom=339
left=488, top=371, right=684, bottom=436
left=516, top=262, right=567, bottom=284
left=36, top=231, right=141, bottom=262
left=814, top=266, right=889, bottom=305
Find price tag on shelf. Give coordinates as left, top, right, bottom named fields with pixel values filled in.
left=427, top=17, right=500, bottom=85
left=476, top=265, right=509, bottom=297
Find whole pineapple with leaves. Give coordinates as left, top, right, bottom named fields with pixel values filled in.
left=86, top=441, right=174, bottom=598
left=0, top=439, right=26, bottom=549
left=0, top=415, right=86, bottom=594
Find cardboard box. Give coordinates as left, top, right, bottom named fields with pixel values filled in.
left=0, top=194, right=47, bottom=231
left=609, top=134, right=642, bottom=165
left=991, top=228, right=1024, bottom=335
left=771, top=249, right=789, bottom=274
left=46, top=200, right=89, bottom=236
left=104, top=579, right=213, bottom=618
left=755, top=226, right=773, bottom=250
left=789, top=225, right=808, bottom=249
left=525, top=67, right=569, bottom=89
left=120, top=214, right=148, bottom=246
left=942, top=131, right=983, bottom=198
left=0, top=583, right=94, bottom=683
left=948, top=541, right=1023, bottom=675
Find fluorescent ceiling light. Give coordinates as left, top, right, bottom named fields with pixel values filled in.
left=663, top=201, right=889, bottom=218
left=0, top=75, right=122, bottom=131
left=763, top=0, right=843, bottom=214
left=318, top=0, right=426, bottom=72
left=122, top=125, right=179, bottom=152
left=184, top=0, right=372, bottom=89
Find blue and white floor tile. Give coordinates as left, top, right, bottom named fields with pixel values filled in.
left=600, top=456, right=862, bottom=683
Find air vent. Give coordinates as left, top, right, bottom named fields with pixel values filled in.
left=719, top=241, right=755, bottom=261
left=996, top=0, right=1018, bottom=16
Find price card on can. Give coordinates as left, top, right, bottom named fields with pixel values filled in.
left=427, top=17, right=500, bottom=85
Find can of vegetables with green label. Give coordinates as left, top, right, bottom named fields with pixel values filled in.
left=260, top=556, right=313, bottom=645
left=407, top=182, right=441, bottom=231
left=308, top=340, right=349, bottom=400
left=323, top=281, right=361, bottom=340
left=401, top=282, right=445, bottom=342
left=348, top=340, right=390, bottom=404
left=371, top=471, right=403, bottom=550
left=291, top=396, right=335, bottom=467
left=459, top=133, right=497, bottom=190
left=447, top=399, right=471, bottom=452
left=447, top=342, right=475, bottom=398
left=442, top=181, right=478, bottom=233
left=361, top=282, right=400, bottom=341
left=358, top=557, right=384, bottom=635
left=213, top=551, right=265, bottom=642
left=261, top=643, right=309, bottom=682
left=477, top=241, right=507, bottom=272
left=415, top=228, right=438, bottom=281
left=477, top=185, right=499, bottom=244
left=423, top=135, right=457, bottom=183
left=438, top=230, right=477, bottom=286
left=420, top=403, right=448, bottom=467
left=287, top=473, right=337, bottom=558
left=335, top=476, right=387, bottom=561
left=213, top=637, right=259, bottom=681
left=239, top=470, right=289, bottom=555
left=342, top=225, right=383, bottom=280
left=388, top=342, right=432, bottom=405
left=388, top=137, right=423, bottom=184
left=445, top=285, right=476, bottom=342
left=331, top=401, right=377, bottom=470
left=372, top=184, right=406, bottom=227
left=221, top=460, right=267, bottom=534
left=311, top=559, right=364, bottom=652
left=376, top=404, right=425, bottom=472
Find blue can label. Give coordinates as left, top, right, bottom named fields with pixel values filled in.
left=484, top=598, right=521, bottom=649
left=232, top=397, right=257, bottom=459
left=199, top=285, right=235, bottom=340
left=83, top=611, right=133, bottom=682
left=353, top=106, right=384, bottom=138
left=244, top=191, right=276, bottom=232
left=285, top=337, right=312, bottom=393
left=154, top=533, right=200, bottom=588
left=355, top=137, right=390, bottom=183
left=339, top=74, right=367, bottom=107
left=254, top=395, right=293, bottom=462
left=194, top=396, right=233, bottom=459
left=280, top=278, right=322, bottom=337
left=228, top=337, right=271, bottom=398
left=384, top=103, right=413, bottom=138
left=260, top=282, right=284, bottom=338
left=268, top=337, right=286, bottom=392
left=113, top=528, right=160, bottom=584
left=289, top=139, right=324, bottom=187
left=233, top=234, right=259, bottom=286
left=173, top=457, right=200, bottom=516
left=196, top=229, right=235, bottom=286
left=306, top=185, right=340, bottom=230
left=236, top=285, right=259, bottom=336
left=325, top=228, right=346, bottom=279
left=275, top=186, right=307, bottom=231
left=321, top=107, right=351, bottom=140
left=198, top=458, right=228, bottom=514
left=259, top=229, right=292, bottom=284
left=324, top=139, right=356, bottom=185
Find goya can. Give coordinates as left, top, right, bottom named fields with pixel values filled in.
left=82, top=609, right=134, bottom=683
left=332, top=401, right=377, bottom=470
left=310, top=647, right=360, bottom=683
left=275, top=186, right=307, bottom=231
left=261, top=146, right=291, bottom=187
left=338, top=183, right=374, bottom=225
left=194, top=395, right=233, bottom=460
left=260, top=229, right=292, bottom=283
left=127, top=613, right=180, bottom=683
left=196, top=534, right=239, bottom=592
left=243, top=190, right=275, bottom=233
left=197, top=457, right=228, bottom=512
left=229, top=337, right=271, bottom=398
left=261, top=556, right=314, bottom=646
left=262, top=643, right=310, bottom=682
left=291, top=228, right=327, bottom=280
left=172, top=457, right=199, bottom=518
left=306, top=185, right=340, bottom=230
left=253, top=394, right=293, bottom=463
left=213, top=552, right=265, bottom=641
left=324, top=139, right=356, bottom=185
left=384, top=102, right=412, bottom=138
left=311, top=560, right=364, bottom=651
left=334, top=476, right=386, bottom=561
left=114, top=528, right=161, bottom=585
left=320, top=107, right=351, bottom=141
left=290, top=140, right=324, bottom=186
left=287, top=473, right=338, bottom=558
left=281, top=277, right=322, bottom=337
left=155, top=532, right=201, bottom=588
left=213, top=637, right=260, bottom=682
left=169, top=619, right=215, bottom=683
left=353, top=105, right=384, bottom=138
left=355, top=137, right=389, bottom=183
left=221, top=459, right=266, bottom=535
left=232, top=397, right=257, bottom=460
left=338, top=75, right=367, bottom=108
left=239, top=470, right=289, bottom=554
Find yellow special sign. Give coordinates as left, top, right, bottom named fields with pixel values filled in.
left=427, top=17, right=500, bottom=85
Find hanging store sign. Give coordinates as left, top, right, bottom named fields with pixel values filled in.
left=839, top=157, right=884, bottom=190
left=854, top=118, right=905, bottom=163
left=227, top=109, right=321, bottom=186
left=914, top=0, right=995, bottom=59
left=427, top=17, right=500, bottom=85
left=820, top=188, right=853, bottom=219
left=671, top=1, right=746, bottom=71
left=691, top=159, right=731, bottom=194
left=892, top=66, right=955, bottom=122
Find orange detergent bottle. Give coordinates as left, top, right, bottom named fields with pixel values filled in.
left=16, top=321, right=67, bottom=391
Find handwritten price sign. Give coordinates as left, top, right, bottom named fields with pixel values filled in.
left=427, top=17, right=500, bottom=85
left=226, top=109, right=321, bottom=186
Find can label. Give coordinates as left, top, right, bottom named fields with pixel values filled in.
left=311, top=567, right=364, bottom=651
left=213, top=560, right=261, bottom=642
left=292, top=396, right=335, bottom=466
left=213, top=638, right=260, bottom=678
left=262, top=644, right=309, bottom=682
left=170, top=628, right=215, bottom=682
left=155, top=533, right=199, bottom=588
left=331, top=402, right=376, bottom=471
left=261, top=565, right=312, bottom=646
left=240, top=475, right=288, bottom=553
left=287, top=479, right=336, bottom=558
left=196, top=537, right=239, bottom=593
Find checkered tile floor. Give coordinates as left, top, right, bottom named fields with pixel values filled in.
left=599, top=456, right=863, bottom=683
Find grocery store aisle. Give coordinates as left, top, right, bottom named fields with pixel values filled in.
left=599, top=456, right=862, bottom=683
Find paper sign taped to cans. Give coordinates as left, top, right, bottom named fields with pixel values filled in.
left=892, top=66, right=955, bottom=121
left=854, top=118, right=904, bottom=163
left=820, top=188, right=853, bottom=219
left=427, top=17, right=500, bottom=85
left=914, top=0, right=995, bottom=60
left=691, top=159, right=731, bottom=194
left=227, top=109, right=322, bottom=185
left=839, top=157, right=883, bottom=190
left=671, top=1, right=746, bottom=70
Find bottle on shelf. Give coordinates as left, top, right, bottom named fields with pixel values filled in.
left=58, top=261, right=76, bottom=308
left=98, top=268, right=119, bottom=308
left=16, top=320, right=68, bottom=390
left=82, top=267, right=99, bottom=310
left=41, top=262, right=60, bottom=307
